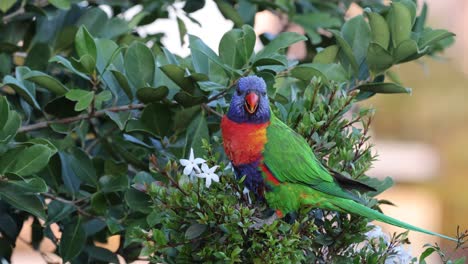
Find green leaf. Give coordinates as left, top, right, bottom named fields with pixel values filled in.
left=111, top=70, right=134, bottom=100
left=254, top=32, right=307, bottom=62
left=173, top=92, right=206, bottom=107
left=105, top=111, right=131, bottom=130
left=94, top=90, right=112, bottom=109
left=185, top=223, right=207, bottom=239
left=49, top=55, right=91, bottom=80
left=125, top=188, right=151, bottom=213
left=65, top=89, right=94, bottom=112
left=291, top=63, right=347, bottom=85
left=0, top=96, right=21, bottom=144
left=184, top=112, right=209, bottom=157
left=342, top=15, right=371, bottom=66
left=330, top=30, right=359, bottom=76
left=367, top=43, right=393, bottom=74
left=313, top=45, right=339, bottom=64
left=0, top=144, right=56, bottom=176
left=219, top=25, right=256, bottom=69
left=0, top=0, right=15, bottom=12
left=124, top=42, right=155, bottom=89
left=85, top=246, right=119, bottom=264
left=189, top=35, right=237, bottom=74
left=44, top=96, right=79, bottom=118
left=365, top=11, right=390, bottom=49
left=46, top=200, right=76, bottom=225
left=3, top=75, right=41, bottom=109
left=418, top=29, right=455, bottom=49
left=387, top=2, right=412, bottom=48
left=160, top=65, right=196, bottom=92
left=176, top=16, right=187, bottom=46
left=394, top=39, right=419, bottom=63
left=75, top=26, right=97, bottom=60
left=292, top=12, right=341, bottom=44
left=23, top=71, right=69, bottom=95
left=66, top=148, right=98, bottom=187
left=0, top=192, right=45, bottom=219
left=91, top=192, right=107, bottom=215
left=48, top=0, right=70, bottom=10
left=214, top=0, right=243, bottom=27
left=71, top=54, right=96, bottom=75
left=419, top=247, right=435, bottom=264
left=355, top=82, right=411, bottom=94
left=0, top=178, right=48, bottom=194
left=153, top=229, right=168, bottom=246
left=99, top=173, right=129, bottom=192
left=136, top=86, right=169, bottom=104
left=399, top=0, right=417, bottom=26
left=58, top=152, right=81, bottom=194
left=59, top=218, right=86, bottom=262
left=126, top=103, right=172, bottom=137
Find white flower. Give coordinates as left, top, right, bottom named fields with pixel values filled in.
left=196, top=163, right=219, bottom=188
left=385, top=245, right=413, bottom=264
left=366, top=224, right=390, bottom=244
left=179, top=148, right=206, bottom=176
left=243, top=187, right=252, bottom=204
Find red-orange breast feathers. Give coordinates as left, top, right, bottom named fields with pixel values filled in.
left=221, top=116, right=269, bottom=166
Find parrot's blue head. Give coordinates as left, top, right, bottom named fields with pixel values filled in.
left=227, top=76, right=270, bottom=124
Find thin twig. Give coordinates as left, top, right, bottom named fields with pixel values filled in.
left=201, top=103, right=223, bottom=118
left=19, top=103, right=145, bottom=132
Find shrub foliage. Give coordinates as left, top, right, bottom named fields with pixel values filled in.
left=0, top=0, right=465, bottom=263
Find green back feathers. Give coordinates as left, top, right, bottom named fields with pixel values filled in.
left=263, top=113, right=358, bottom=201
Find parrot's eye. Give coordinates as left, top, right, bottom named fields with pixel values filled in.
left=236, top=88, right=241, bottom=96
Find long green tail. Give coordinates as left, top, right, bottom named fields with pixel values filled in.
left=334, top=198, right=457, bottom=242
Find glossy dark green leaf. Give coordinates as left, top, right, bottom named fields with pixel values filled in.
left=71, top=54, right=96, bottom=75
left=125, top=188, right=151, bottom=213
left=355, top=82, right=411, bottom=94
left=330, top=30, right=359, bottom=75
left=25, top=43, right=51, bottom=71
left=393, top=39, right=419, bottom=63
left=111, top=70, right=134, bottom=100
left=49, top=55, right=90, bottom=80
left=0, top=96, right=21, bottom=144
left=189, top=35, right=236, bottom=74
left=183, top=0, right=205, bottom=12
left=0, top=192, right=45, bottom=219
left=367, top=43, right=393, bottom=74
left=185, top=223, right=207, bottom=240
left=124, top=42, right=155, bottom=89
left=292, top=12, right=341, bottom=44
left=387, top=2, right=412, bottom=48
left=342, top=15, right=371, bottom=66
left=85, top=246, right=119, bottom=264
left=418, top=29, right=455, bottom=49
left=254, top=32, right=307, bottom=62
left=160, top=65, right=196, bottom=92
left=91, top=192, right=107, bottom=215
left=136, top=86, right=169, bottom=103
left=46, top=200, right=76, bottom=225
left=313, top=45, right=339, bottom=64
left=219, top=25, right=256, bottom=69
left=23, top=71, right=69, bottom=95
left=0, top=178, right=48, bottom=194
left=0, top=144, right=56, bottom=176
left=99, top=173, right=129, bottom=192
left=3, top=75, right=40, bottom=109
left=126, top=103, right=172, bottom=137
left=365, top=11, right=390, bottom=49
left=214, top=0, right=243, bottom=27
left=176, top=16, right=187, bottom=46
left=184, top=112, right=209, bottom=157
left=59, top=218, right=86, bottom=262
left=174, top=91, right=206, bottom=107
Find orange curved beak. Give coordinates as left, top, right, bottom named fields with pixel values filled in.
left=244, top=92, right=259, bottom=114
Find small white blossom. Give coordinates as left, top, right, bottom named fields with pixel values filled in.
left=366, top=224, right=390, bottom=244
left=243, top=187, right=252, bottom=204
left=385, top=245, right=413, bottom=264
left=179, top=148, right=205, bottom=176
left=196, top=163, right=219, bottom=188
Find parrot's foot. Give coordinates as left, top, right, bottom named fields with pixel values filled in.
left=249, top=213, right=278, bottom=230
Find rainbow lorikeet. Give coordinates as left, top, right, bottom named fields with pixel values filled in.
left=221, top=75, right=456, bottom=242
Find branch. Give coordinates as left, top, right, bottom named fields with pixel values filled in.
left=19, top=103, right=145, bottom=133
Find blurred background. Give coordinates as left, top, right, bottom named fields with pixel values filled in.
left=10, top=0, right=468, bottom=263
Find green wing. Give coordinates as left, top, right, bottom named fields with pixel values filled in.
left=263, top=113, right=357, bottom=201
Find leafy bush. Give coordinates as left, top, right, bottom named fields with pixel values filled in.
left=0, top=0, right=465, bottom=263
